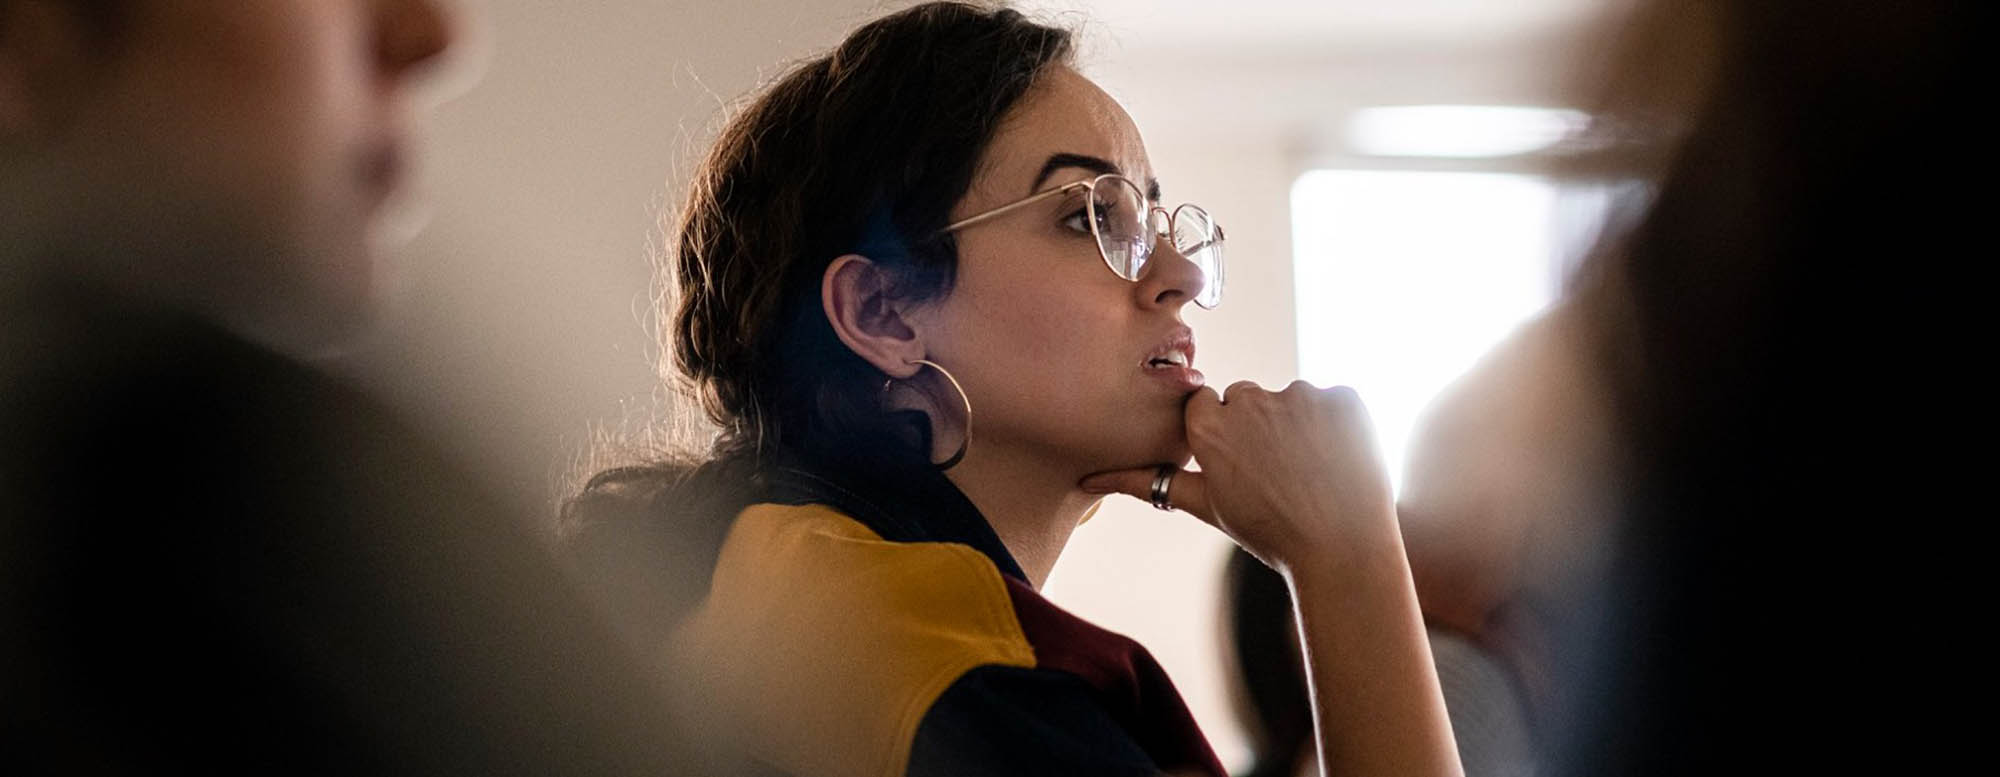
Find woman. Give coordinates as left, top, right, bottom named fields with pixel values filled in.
left=569, top=4, right=1461, bottom=776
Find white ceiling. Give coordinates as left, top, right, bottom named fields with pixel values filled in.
left=1010, top=0, right=1631, bottom=145
left=1020, top=0, right=1618, bottom=53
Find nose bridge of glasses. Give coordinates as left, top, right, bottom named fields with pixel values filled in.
left=1148, top=203, right=1210, bottom=249
left=1147, top=205, right=1174, bottom=237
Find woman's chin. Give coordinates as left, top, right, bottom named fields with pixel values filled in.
left=1138, top=417, right=1195, bottom=466
left=1054, top=412, right=1189, bottom=474
left=1102, top=432, right=1193, bottom=473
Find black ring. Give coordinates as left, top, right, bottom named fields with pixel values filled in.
left=1149, top=464, right=1176, bottom=511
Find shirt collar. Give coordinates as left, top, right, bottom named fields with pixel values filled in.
left=756, top=442, right=1028, bottom=583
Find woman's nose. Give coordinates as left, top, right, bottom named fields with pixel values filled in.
left=1135, top=229, right=1209, bottom=310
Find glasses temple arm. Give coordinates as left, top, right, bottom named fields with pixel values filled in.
left=942, top=184, right=1084, bottom=232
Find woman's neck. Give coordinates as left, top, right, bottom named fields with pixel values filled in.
left=944, top=447, right=1098, bottom=590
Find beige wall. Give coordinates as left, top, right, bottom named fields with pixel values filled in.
left=355, top=0, right=891, bottom=495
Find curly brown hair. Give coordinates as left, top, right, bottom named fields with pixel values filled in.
left=562, top=3, right=1075, bottom=629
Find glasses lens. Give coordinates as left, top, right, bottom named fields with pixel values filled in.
left=1090, top=176, right=1152, bottom=281
left=1172, top=204, right=1224, bottom=308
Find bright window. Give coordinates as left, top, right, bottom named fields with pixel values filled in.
left=1292, top=169, right=1605, bottom=493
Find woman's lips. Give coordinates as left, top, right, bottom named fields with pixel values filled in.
left=1143, top=361, right=1205, bottom=391
left=1142, top=328, right=1200, bottom=391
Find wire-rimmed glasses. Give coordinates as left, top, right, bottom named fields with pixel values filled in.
left=942, top=173, right=1225, bottom=309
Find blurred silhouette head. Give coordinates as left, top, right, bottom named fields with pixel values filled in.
left=0, top=0, right=455, bottom=347
left=1548, top=0, right=1976, bottom=773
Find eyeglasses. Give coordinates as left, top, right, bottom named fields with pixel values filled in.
left=942, top=173, right=1225, bottom=309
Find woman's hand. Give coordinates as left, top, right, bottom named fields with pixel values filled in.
left=1084, top=382, right=1465, bottom=777
left=1080, top=380, right=1399, bottom=575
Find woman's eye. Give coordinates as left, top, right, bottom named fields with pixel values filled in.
left=1061, top=201, right=1117, bottom=234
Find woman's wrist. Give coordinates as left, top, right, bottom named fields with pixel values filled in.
left=1266, top=504, right=1405, bottom=578
left=1277, top=517, right=1413, bottom=593
left=1281, top=514, right=1463, bottom=777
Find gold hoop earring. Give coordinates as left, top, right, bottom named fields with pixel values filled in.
left=881, top=358, right=972, bottom=470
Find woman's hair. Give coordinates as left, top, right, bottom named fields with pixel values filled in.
left=561, top=2, right=1074, bottom=628
left=672, top=2, right=1072, bottom=458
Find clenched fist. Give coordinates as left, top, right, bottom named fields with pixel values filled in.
left=1081, top=380, right=1400, bottom=576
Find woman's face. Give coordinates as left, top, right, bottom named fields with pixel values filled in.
left=919, top=66, right=1209, bottom=477
left=47, top=0, right=454, bottom=337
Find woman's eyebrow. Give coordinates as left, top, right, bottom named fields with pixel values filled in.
left=1030, top=152, right=1163, bottom=202
left=1031, top=153, right=1117, bottom=191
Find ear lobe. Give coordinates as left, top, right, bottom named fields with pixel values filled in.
left=822, top=254, right=926, bottom=378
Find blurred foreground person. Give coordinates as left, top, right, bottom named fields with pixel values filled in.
left=2, top=1, right=684, bottom=772
left=1558, top=0, right=1975, bottom=772
left=1396, top=299, right=1615, bottom=776
left=1397, top=0, right=1975, bottom=773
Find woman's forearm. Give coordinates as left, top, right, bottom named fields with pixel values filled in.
left=1287, top=523, right=1464, bottom=777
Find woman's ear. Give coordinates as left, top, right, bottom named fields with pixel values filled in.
left=823, top=254, right=926, bottom=378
